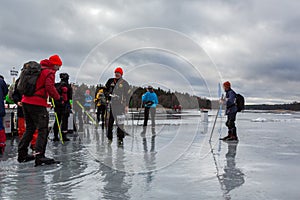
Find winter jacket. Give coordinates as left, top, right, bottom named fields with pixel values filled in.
left=22, top=59, right=60, bottom=107
left=142, top=91, right=158, bottom=108
left=94, top=88, right=106, bottom=107
left=105, top=78, right=130, bottom=106
left=0, top=77, right=8, bottom=117
left=12, top=79, right=25, bottom=117
left=225, top=88, right=238, bottom=115
left=84, top=94, right=93, bottom=108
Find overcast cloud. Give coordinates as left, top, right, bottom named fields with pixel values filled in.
left=1, top=0, right=299, bottom=104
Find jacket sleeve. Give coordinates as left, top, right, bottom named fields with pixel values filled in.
left=1, top=79, right=8, bottom=97
left=226, top=90, right=236, bottom=108
left=68, top=85, right=73, bottom=100
left=154, top=93, right=158, bottom=104
left=45, top=72, right=60, bottom=100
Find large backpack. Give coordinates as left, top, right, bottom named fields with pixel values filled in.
left=17, top=61, right=41, bottom=96
left=236, top=93, right=245, bottom=112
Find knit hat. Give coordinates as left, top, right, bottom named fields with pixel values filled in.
left=59, top=73, right=69, bottom=81
left=114, top=67, right=123, bottom=75
left=223, top=81, right=231, bottom=88
left=49, top=54, right=62, bottom=66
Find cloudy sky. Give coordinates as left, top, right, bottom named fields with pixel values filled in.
left=1, top=0, right=299, bottom=104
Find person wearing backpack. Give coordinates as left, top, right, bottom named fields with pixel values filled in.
left=52, top=73, right=72, bottom=142
left=18, top=54, right=63, bottom=166
left=220, top=81, right=239, bottom=141
left=142, top=85, right=158, bottom=128
left=105, top=67, right=130, bottom=146
left=0, top=75, right=8, bottom=154
left=12, top=78, right=38, bottom=151
left=94, top=86, right=107, bottom=129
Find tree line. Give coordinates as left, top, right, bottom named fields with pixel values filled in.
left=74, top=83, right=211, bottom=110
left=245, top=102, right=300, bottom=111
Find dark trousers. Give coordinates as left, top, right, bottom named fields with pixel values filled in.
left=18, top=103, right=49, bottom=156
left=225, top=112, right=237, bottom=137
left=73, top=104, right=83, bottom=131
left=107, top=105, right=125, bottom=140
left=53, top=108, right=69, bottom=138
left=143, top=107, right=156, bottom=127
left=96, top=105, right=106, bottom=125
left=83, top=106, right=91, bottom=123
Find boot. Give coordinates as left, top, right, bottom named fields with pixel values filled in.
left=220, top=131, right=231, bottom=140
left=52, top=131, right=60, bottom=141
left=117, top=138, right=123, bottom=146
left=226, top=128, right=238, bottom=141
left=17, top=151, right=35, bottom=163
left=52, top=137, right=60, bottom=142
left=62, top=132, right=70, bottom=142
left=35, top=154, right=59, bottom=167
left=0, top=145, right=5, bottom=154
left=18, top=154, right=35, bottom=163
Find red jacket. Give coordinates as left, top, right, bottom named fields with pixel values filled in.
left=22, top=59, right=61, bottom=107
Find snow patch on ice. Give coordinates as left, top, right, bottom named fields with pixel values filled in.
left=251, top=118, right=295, bottom=123
left=251, top=118, right=268, bottom=122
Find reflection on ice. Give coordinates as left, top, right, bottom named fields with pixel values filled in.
left=1, top=111, right=300, bottom=199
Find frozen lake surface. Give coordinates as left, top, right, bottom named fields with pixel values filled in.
left=1, top=110, right=300, bottom=200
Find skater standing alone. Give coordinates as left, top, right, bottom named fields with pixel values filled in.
left=220, top=81, right=239, bottom=141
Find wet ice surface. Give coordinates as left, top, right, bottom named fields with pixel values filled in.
left=1, top=111, right=300, bottom=200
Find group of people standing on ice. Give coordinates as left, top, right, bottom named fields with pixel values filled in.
left=0, top=53, right=239, bottom=166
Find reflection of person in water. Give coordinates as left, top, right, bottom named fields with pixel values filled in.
left=101, top=146, right=131, bottom=200
left=222, top=141, right=245, bottom=194
left=142, top=127, right=157, bottom=186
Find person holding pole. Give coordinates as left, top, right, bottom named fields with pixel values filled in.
left=220, top=81, right=238, bottom=141
left=52, top=73, right=72, bottom=142
left=18, top=55, right=63, bottom=166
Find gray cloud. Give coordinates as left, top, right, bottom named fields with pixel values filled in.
left=0, top=0, right=299, bottom=104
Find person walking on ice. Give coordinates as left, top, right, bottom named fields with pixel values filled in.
left=220, top=81, right=239, bottom=141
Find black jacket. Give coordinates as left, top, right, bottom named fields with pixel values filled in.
left=105, top=78, right=130, bottom=106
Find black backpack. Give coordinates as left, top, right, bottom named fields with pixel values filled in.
left=236, top=93, right=245, bottom=112
left=17, top=61, right=42, bottom=96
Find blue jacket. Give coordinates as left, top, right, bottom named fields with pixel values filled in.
left=0, top=77, right=8, bottom=117
left=84, top=94, right=93, bottom=108
left=225, top=88, right=237, bottom=115
left=142, top=91, right=158, bottom=108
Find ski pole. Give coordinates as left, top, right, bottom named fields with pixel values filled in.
left=137, top=101, right=143, bottom=126
left=51, top=98, right=64, bottom=145
left=76, top=101, right=96, bottom=125
left=209, top=94, right=224, bottom=141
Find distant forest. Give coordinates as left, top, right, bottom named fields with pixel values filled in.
left=74, top=83, right=211, bottom=109
left=72, top=83, right=300, bottom=111
left=246, top=102, right=300, bottom=111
